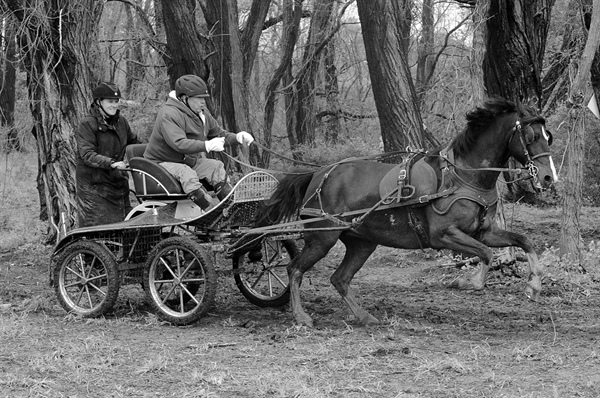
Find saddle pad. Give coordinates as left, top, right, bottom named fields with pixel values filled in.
left=379, top=158, right=438, bottom=202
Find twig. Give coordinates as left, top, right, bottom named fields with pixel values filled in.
left=549, top=310, right=557, bottom=345
left=207, top=342, right=238, bottom=348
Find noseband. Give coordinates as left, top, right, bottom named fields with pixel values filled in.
left=512, top=119, right=552, bottom=188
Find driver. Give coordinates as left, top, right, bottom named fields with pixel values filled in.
left=144, top=74, right=254, bottom=210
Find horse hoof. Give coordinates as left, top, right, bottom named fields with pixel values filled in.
left=448, top=277, right=467, bottom=290
left=525, top=286, right=540, bottom=302
left=359, top=314, right=380, bottom=326
left=295, top=316, right=314, bottom=328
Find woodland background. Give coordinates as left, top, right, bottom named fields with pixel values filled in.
left=0, top=0, right=600, bottom=263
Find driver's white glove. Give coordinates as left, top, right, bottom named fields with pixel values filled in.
left=236, top=131, right=254, bottom=145
left=205, top=137, right=225, bottom=153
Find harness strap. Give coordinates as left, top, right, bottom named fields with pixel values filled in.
left=407, top=208, right=430, bottom=248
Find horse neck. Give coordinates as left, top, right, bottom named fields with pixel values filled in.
left=453, top=115, right=515, bottom=190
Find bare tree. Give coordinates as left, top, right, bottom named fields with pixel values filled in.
left=560, top=0, right=600, bottom=261
left=1, top=0, right=104, bottom=238
left=286, top=0, right=341, bottom=149
left=263, top=0, right=302, bottom=165
left=542, top=0, right=583, bottom=114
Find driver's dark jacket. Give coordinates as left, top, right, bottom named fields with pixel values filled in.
left=75, top=103, right=138, bottom=227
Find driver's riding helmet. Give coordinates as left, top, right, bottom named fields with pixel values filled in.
left=175, top=75, right=210, bottom=98
left=93, top=82, right=121, bottom=100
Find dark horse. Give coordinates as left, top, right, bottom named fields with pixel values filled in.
left=263, top=98, right=557, bottom=327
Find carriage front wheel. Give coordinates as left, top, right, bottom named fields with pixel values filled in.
left=232, top=237, right=299, bottom=307
left=143, top=237, right=217, bottom=326
left=53, top=240, right=120, bottom=317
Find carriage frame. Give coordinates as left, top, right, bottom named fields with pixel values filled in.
left=51, top=156, right=301, bottom=326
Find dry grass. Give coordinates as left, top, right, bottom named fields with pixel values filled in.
left=2, top=150, right=600, bottom=397
left=0, top=149, right=46, bottom=251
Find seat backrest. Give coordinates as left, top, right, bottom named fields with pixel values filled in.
left=128, top=157, right=184, bottom=197
left=125, top=143, right=148, bottom=161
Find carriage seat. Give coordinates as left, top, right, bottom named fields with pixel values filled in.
left=125, top=144, right=187, bottom=200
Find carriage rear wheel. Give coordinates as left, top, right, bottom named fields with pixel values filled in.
left=143, top=237, right=217, bottom=325
left=53, top=240, right=120, bottom=317
left=232, top=237, right=298, bottom=307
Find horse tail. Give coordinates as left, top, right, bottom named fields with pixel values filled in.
left=260, top=172, right=315, bottom=225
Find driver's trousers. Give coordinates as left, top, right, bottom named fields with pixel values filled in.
left=159, top=157, right=227, bottom=194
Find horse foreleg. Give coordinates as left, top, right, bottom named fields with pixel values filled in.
left=480, top=228, right=542, bottom=301
left=331, top=236, right=379, bottom=326
left=434, top=226, right=494, bottom=291
left=288, top=233, right=338, bottom=327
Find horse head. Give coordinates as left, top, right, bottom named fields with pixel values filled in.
left=509, top=102, right=558, bottom=191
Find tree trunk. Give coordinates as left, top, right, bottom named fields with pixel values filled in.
left=240, top=0, right=272, bottom=166
left=323, top=26, right=341, bottom=143
left=416, top=0, right=434, bottom=103
left=541, top=0, right=581, bottom=114
left=288, top=0, right=336, bottom=149
left=560, top=0, right=600, bottom=262
left=161, top=0, right=209, bottom=88
left=263, top=0, right=302, bottom=166
left=3, top=0, right=103, bottom=238
left=0, top=18, right=18, bottom=152
left=483, top=0, right=554, bottom=105
left=469, top=0, right=489, bottom=104
left=356, top=0, right=427, bottom=151
left=125, top=4, right=145, bottom=97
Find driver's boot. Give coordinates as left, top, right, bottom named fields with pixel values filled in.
left=214, top=181, right=233, bottom=201
left=189, top=187, right=218, bottom=211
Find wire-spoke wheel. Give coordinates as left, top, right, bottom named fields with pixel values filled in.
left=143, top=237, right=216, bottom=325
left=54, top=240, right=120, bottom=317
left=233, top=237, right=298, bottom=307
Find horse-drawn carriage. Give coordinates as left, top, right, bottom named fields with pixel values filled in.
left=50, top=144, right=299, bottom=325
left=51, top=98, right=557, bottom=327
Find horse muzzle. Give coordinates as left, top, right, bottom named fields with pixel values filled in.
left=528, top=155, right=559, bottom=192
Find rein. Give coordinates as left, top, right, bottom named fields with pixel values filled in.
left=223, top=141, right=422, bottom=176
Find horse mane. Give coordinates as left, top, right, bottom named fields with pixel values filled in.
left=449, top=97, right=529, bottom=157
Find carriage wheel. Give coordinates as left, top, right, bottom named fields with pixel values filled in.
left=232, top=238, right=298, bottom=308
left=53, top=240, right=120, bottom=317
left=143, top=237, right=217, bottom=325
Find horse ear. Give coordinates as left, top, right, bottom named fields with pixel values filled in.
left=522, top=97, right=540, bottom=114
left=515, top=98, right=527, bottom=115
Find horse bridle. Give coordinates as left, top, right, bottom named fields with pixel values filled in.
left=512, top=118, right=553, bottom=188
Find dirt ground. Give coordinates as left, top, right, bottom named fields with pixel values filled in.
left=1, top=205, right=600, bottom=398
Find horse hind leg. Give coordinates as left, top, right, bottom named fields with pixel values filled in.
left=330, top=236, right=379, bottom=326
left=288, top=232, right=339, bottom=327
